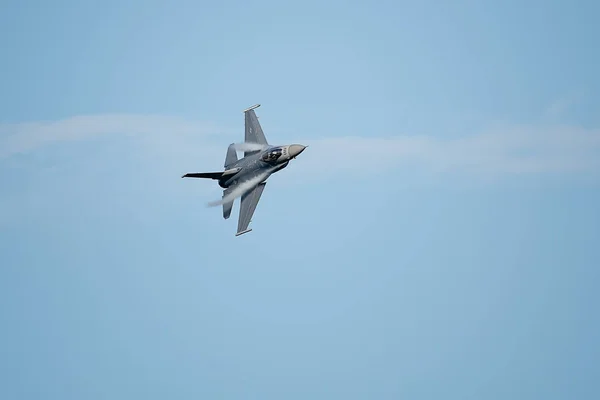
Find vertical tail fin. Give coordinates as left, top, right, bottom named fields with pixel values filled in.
left=225, top=143, right=238, bottom=168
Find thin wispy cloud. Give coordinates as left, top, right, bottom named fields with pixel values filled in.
left=544, top=91, right=585, bottom=120
left=294, top=125, right=600, bottom=179
left=0, top=114, right=226, bottom=159
left=1, top=114, right=599, bottom=178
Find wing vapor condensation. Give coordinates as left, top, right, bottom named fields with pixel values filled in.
left=206, top=171, right=270, bottom=207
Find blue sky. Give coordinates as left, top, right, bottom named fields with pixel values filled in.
left=1, top=0, right=599, bottom=398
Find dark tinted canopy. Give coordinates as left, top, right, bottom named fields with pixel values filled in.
left=261, top=147, right=283, bottom=163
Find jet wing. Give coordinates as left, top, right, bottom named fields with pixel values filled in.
left=236, top=182, right=266, bottom=236
left=243, top=104, right=268, bottom=156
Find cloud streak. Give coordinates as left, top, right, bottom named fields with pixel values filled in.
left=1, top=114, right=599, bottom=178
left=0, top=114, right=225, bottom=159
left=294, top=125, right=600, bottom=178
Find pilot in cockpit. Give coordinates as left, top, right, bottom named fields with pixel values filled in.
left=262, top=148, right=283, bottom=163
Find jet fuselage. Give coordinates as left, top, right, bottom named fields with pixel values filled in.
left=218, top=144, right=305, bottom=188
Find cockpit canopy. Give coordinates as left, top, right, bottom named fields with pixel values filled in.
left=261, top=147, right=283, bottom=163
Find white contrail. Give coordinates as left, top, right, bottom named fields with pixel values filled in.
left=206, top=171, right=270, bottom=207
left=232, top=142, right=269, bottom=152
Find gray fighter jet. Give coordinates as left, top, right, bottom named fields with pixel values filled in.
left=182, top=104, right=307, bottom=236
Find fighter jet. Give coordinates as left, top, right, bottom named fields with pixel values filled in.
left=181, top=104, right=307, bottom=236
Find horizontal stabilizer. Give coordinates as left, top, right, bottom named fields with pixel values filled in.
left=235, top=229, right=252, bottom=236
left=181, top=172, right=223, bottom=179
left=225, top=143, right=238, bottom=168
left=223, top=199, right=233, bottom=219
left=222, top=186, right=235, bottom=219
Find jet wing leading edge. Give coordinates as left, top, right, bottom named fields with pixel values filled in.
left=236, top=182, right=266, bottom=236
left=243, top=104, right=268, bottom=156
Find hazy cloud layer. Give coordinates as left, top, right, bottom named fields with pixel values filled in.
left=296, top=126, right=600, bottom=178
left=1, top=114, right=599, bottom=178
left=0, top=114, right=226, bottom=159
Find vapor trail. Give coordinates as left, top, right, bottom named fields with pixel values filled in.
left=232, top=142, right=269, bottom=152
left=206, top=171, right=270, bottom=207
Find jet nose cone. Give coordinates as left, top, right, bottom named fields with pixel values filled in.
left=288, top=144, right=307, bottom=158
